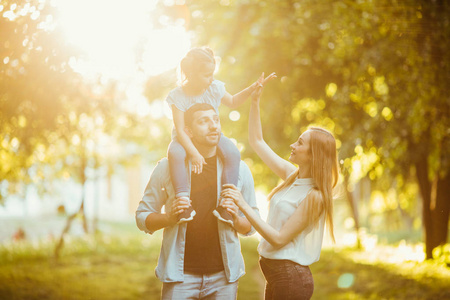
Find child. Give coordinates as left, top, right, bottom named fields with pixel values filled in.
left=166, top=46, right=261, bottom=226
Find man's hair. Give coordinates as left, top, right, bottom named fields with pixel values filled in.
left=184, top=103, right=216, bottom=127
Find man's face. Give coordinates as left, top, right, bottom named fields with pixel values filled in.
left=186, top=109, right=221, bottom=147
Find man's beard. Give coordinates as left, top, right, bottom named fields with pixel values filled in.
left=193, top=131, right=220, bottom=147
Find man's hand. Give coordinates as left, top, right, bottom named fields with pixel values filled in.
left=169, top=197, right=192, bottom=223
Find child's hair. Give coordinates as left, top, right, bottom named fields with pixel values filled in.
left=267, top=127, right=339, bottom=242
left=179, top=47, right=216, bottom=83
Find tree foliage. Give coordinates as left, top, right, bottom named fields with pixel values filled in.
left=0, top=0, right=85, bottom=200
left=182, top=0, right=449, bottom=258
left=0, top=1, right=161, bottom=202
left=1, top=0, right=448, bottom=259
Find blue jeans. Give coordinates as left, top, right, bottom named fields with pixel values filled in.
left=259, top=257, right=314, bottom=300
left=161, top=271, right=238, bottom=300
left=168, top=134, right=240, bottom=198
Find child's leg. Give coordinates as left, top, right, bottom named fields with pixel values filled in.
left=217, top=135, right=240, bottom=186
left=168, top=139, right=195, bottom=224
left=213, top=135, right=240, bottom=226
left=168, top=139, right=190, bottom=198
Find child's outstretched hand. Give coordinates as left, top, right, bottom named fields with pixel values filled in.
left=191, top=152, right=206, bottom=174
left=252, top=72, right=277, bottom=101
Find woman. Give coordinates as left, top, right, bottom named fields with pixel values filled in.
left=221, top=73, right=339, bottom=300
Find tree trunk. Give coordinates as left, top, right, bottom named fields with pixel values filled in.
left=433, top=174, right=450, bottom=249
left=415, top=158, right=450, bottom=259
left=54, top=199, right=85, bottom=259
left=54, top=161, right=88, bottom=259
left=80, top=154, right=89, bottom=234
left=344, top=174, right=362, bottom=249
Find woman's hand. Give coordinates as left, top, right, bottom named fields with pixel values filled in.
left=219, top=198, right=240, bottom=219
left=190, top=152, right=206, bottom=174
left=221, top=184, right=246, bottom=208
left=251, top=72, right=277, bottom=101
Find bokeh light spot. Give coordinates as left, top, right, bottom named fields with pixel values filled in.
left=337, top=273, right=355, bottom=288
left=229, top=111, right=240, bottom=121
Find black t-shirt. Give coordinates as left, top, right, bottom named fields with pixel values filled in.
left=184, top=155, right=224, bottom=274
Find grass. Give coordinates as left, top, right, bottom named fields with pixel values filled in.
left=311, top=248, right=450, bottom=300
left=0, top=222, right=449, bottom=300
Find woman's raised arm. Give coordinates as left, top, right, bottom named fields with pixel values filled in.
left=248, top=73, right=296, bottom=181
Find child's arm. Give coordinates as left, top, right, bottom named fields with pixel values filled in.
left=172, top=105, right=206, bottom=174
left=221, top=72, right=277, bottom=109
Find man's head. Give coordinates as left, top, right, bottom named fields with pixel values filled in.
left=184, top=103, right=221, bottom=148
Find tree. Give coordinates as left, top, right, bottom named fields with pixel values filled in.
left=184, top=0, right=449, bottom=258
left=0, top=0, right=83, bottom=202
left=0, top=1, right=166, bottom=257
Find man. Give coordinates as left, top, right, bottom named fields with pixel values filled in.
left=136, top=103, right=259, bottom=299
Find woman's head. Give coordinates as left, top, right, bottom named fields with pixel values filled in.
left=289, top=127, right=338, bottom=186
left=269, top=126, right=339, bottom=242
left=289, top=130, right=312, bottom=171
left=179, top=47, right=216, bottom=91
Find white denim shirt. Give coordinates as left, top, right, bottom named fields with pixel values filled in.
left=136, top=157, right=259, bottom=283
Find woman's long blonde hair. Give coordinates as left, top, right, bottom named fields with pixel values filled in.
left=267, top=127, right=339, bottom=242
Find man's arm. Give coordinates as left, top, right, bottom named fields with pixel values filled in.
left=136, top=159, right=177, bottom=234
left=136, top=159, right=193, bottom=234
left=144, top=212, right=176, bottom=233
left=136, top=161, right=166, bottom=234
left=144, top=196, right=193, bottom=232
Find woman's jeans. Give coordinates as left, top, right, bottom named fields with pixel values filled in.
left=259, top=256, right=314, bottom=300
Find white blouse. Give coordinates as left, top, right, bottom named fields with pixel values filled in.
left=258, top=177, right=325, bottom=266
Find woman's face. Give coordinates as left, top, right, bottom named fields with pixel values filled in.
left=289, top=130, right=312, bottom=166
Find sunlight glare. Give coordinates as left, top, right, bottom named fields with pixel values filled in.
left=141, top=26, right=191, bottom=76
left=56, top=0, right=190, bottom=79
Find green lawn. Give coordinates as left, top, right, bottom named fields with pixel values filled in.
left=0, top=223, right=449, bottom=300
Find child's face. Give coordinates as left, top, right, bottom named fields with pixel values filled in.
left=192, top=62, right=215, bottom=91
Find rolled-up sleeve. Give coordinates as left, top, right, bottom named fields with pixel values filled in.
left=239, top=162, right=259, bottom=236
left=136, top=160, right=168, bottom=234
